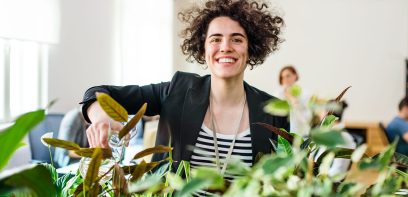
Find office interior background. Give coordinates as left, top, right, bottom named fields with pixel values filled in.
left=0, top=0, right=407, bottom=168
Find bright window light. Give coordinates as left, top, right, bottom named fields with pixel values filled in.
left=9, top=40, right=40, bottom=117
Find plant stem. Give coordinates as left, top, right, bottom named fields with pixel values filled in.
left=48, top=145, right=54, bottom=167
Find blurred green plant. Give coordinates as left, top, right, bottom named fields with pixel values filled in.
left=1, top=88, right=407, bottom=197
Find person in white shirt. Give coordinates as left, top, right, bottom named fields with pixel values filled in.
left=274, top=65, right=313, bottom=137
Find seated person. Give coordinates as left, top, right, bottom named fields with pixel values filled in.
left=386, top=97, right=408, bottom=155
left=273, top=65, right=313, bottom=137
left=54, top=108, right=90, bottom=167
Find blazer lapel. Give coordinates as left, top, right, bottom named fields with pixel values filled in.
left=245, top=83, right=273, bottom=163
left=179, top=77, right=210, bottom=162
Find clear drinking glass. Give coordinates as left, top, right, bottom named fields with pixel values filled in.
left=79, top=119, right=139, bottom=182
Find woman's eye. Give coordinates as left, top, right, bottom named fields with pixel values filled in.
left=232, top=38, right=243, bottom=43
left=210, top=38, right=221, bottom=43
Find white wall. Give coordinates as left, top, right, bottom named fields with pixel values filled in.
left=174, top=0, right=408, bottom=123
left=48, top=0, right=118, bottom=113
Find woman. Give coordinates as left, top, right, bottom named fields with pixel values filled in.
left=81, top=0, right=288, bottom=174
left=274, top=65, right=312, bottom=137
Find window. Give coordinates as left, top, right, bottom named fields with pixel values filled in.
left=0, top=38, right=48, bottom=122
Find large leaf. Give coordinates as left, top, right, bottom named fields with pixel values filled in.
left=0, top=109, right=45, bottom=171
left=0, top=164, right=56, bottom=197
left=133, top=145, right=173, bottom=160
left=119, top=103, right=147, bottom=139
left=310, top=128, right=345, bottom=148
left=74, top=148, right=112, bottom=159
left=113, top=163, right=128, bottom=196
left=42, top=138, right=81, bottom=150
left=122, top=159, right=165, bottom=175
left=96, top=92, right=128, bottom=122
left=130, top=160, right=147, bottom=182
left=264, top=99, right=290, bottom=116
left=255, top=122, right=294, bottom=143
left=84, top=148, right=103, bottom=190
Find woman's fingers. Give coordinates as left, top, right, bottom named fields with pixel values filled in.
left=86, top=126, right=96, bottom=147
left=86, top=121, right=110, bottom=148
left=99, top=123, right=109, bottom=148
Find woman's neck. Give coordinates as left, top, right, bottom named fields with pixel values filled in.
left=210, top=76, right=245, bottom=106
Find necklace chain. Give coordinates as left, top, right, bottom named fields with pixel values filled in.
left=209, top=92, right=247, bottom=175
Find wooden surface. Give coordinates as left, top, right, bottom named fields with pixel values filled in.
left=345, top=121, right=388, bottom=157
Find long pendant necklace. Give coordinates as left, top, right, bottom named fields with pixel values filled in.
left=209, top=92, right=247, bottom=175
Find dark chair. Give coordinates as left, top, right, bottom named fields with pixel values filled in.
left=28, top=113, right=64, bottom=165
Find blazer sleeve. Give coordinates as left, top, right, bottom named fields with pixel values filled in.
left=80, top=72, right=182, bottom=123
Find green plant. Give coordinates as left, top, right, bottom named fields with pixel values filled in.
left=1, top=88, right=407, bottom=197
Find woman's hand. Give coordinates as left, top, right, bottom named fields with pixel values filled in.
left=85, top=102, right=123, bottom=148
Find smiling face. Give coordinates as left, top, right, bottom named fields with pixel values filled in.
left=204, top=16, right=249, bottom=80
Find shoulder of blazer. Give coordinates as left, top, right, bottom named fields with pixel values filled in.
left=169, top=71, right=211, bottom=92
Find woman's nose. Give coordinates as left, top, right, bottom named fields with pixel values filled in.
left=220, top=40, right=232, bottom=53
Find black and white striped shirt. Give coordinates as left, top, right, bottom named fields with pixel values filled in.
left=190, top=124, right=253, bottom=181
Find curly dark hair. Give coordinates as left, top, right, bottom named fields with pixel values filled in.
left=179, top=0, right=284, bottom=69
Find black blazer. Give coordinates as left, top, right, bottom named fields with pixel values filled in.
left=81, top=71, right=289, bottom=167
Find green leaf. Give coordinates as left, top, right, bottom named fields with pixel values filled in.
left=276, top=136, right=292, bottom=156
left=42, top=138, right=81, bottom=150
left=310, top=128, right=345, bottom=148
left=119, top=103, right=147, bottom=139
left=130, top=160, right=147, bottom=182
left=316, top=147, right=356, bottom=164
left=351, top=144, right=367, bottom=162
left=96, top=92, right=128, bottom=122
left=56, top=172, right=73, bottom=196
left=193, top=167, right=224, bottom=189
left=42, top=163, right=58, bottom=183
left=359, top=141, right=396, bottom=171
left=175, top=178, right=210, bottom=197
left=84, top=148, right=103, bottom=190
left=176, top=168, right=224, bottom=197
left=0, top=164, right=56, bottom=197
left=166, top=173, right=185, bottom=190
left=320, top=115, right=338, bottom=128
left=133, top=145, right=173, bottom=160
left=74, top=148, right=112, bottom=159
left=261, top=155, right=293, bottom=175
left=225, top=159, right=250, bottom=175
left=288, top=84, right=302, bottom=97
left=264, top=99, right=290, bottom=116
left=0, top=109, right=45, bottom=171
left=175, top=160, right=191, bottom=181
left=113, top=163, right=128, bottom=196
left=128, top=174, right=162, bottom=193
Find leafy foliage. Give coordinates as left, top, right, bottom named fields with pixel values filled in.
left=0, top=109, right=45, bottom=171
left=2, top=87, right=407, bottom=196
